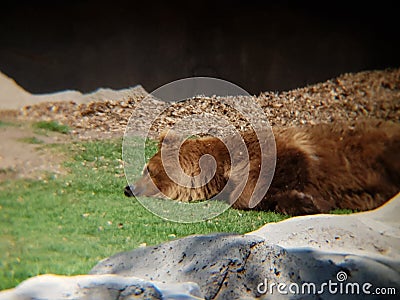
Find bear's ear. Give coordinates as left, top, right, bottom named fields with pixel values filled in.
left=158, top=130, right=180, bottom=148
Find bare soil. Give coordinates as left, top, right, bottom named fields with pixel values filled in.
left=0, top=122, right=68, bottom=181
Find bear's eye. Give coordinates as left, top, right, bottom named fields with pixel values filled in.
left=142, top=165, right=149, bottom=176
left=145, top=166, right=153, bottom=176
left=143, top=165, right=156, bottom=177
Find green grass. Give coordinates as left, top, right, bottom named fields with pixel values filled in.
left=0, top=120, right=18, bottom=128
left=33, top=121, right=70, bottom=134
left=330, top=208, right=357, bottom=214
left=17, top=137, right=44, bottom=144
left=0, top=137, right=290, bottom=290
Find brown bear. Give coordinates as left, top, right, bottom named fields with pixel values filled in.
left=124, top=120, right=400, bottom=216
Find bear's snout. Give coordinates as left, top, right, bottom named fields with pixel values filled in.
left=124, top=185, right=135, bottom=197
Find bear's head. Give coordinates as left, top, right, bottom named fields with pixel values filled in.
left=124, top=131, right=232, bottom=202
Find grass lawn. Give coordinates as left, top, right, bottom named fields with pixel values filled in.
left=0, top=137, right=290, bottom=290
left=33, top=121, right=70, bottom=134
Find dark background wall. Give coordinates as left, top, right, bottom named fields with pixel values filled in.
left=1, top=0, right=399, bottom=94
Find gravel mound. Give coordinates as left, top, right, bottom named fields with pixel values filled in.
left=6, top=68, right=400, bottom=139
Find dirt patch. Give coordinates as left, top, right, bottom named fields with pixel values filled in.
left=0, top=122, right=68, bottom=181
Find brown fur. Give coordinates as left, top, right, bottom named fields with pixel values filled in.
left=125, top=121, right=400, bottom=216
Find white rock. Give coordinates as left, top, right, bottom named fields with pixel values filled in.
left=0, top=274, right=203, bottom=300
left=249, top=193, right=400, bottom=260
left=89, top=194, right=400, bottom=299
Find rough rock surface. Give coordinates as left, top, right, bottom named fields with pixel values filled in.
left=3, top=194, right=398, bottom=299
left=0, top=274, right=203, bottom=300
left=90, top=195, right=400, bottom=299
left=249, top=194, right=400, bottom=259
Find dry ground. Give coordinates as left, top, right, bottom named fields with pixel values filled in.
left=0, top=121, right=67, bottom=181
